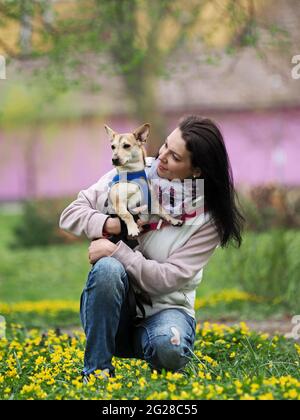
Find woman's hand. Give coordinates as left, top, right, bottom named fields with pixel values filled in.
left=88, top=238, right=118, bottom=264
left=103, top=217, right=122, bottom=235
left=104, top=205, right=148, bottom=236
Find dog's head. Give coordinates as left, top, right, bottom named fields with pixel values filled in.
left=104, top=123, right=150, bottom=168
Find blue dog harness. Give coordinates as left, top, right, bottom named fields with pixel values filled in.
left=108, top=169, right=152, bottom=212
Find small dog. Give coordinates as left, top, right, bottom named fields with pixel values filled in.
left=104, top=123, right=184, bottom=238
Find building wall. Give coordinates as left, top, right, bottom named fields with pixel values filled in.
left=0, top=108, right=299, bottom=202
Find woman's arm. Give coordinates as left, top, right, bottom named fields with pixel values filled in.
left=59, top=168, right=118, bottom=240
left=109, top=220, right=220, bottom=296
left=60, top=158, right=155, bottom=241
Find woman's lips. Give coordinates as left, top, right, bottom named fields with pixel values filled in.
left=158, top=164, right=168, bottom=171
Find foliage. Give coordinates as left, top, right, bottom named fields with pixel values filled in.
left=239, top=185, right=300, bottom=231
left=0, top=323, right=299, bottom=400
left=0, top=0, right=292, bottom=153
left=1, top=212, right=300, bottom=400
left=1, top=212, right=299, bottom=318
left=237, top=229, right=300, bottom=312
left=10, top=183, right=300, bottom=250
left=10, top=199, right=84, bottom=248
left=204, top=228, right=300, bottom=314
left=0, top=290, right=269, bottom=328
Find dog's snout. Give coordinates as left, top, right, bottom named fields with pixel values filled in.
left=112, top=158, right=120, bottom=166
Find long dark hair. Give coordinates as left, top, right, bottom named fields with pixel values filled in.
left=178, top=115, right=245, bottom=248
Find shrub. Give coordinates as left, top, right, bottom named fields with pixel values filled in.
left=239, top=184, right=300, bottom=231
left=11, top=199, right=85, bottom=248
left=237, top=229, right=300, bottom=313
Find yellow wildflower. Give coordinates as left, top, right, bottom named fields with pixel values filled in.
left=258, top=393, right=274, bottom=401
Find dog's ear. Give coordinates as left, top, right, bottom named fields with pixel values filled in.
left=104, top=125, right=117, bottom=140
left=133, top=123, right=150, bottom=144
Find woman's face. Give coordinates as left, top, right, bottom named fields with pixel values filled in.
left=157, top=127, right=201, bottom=181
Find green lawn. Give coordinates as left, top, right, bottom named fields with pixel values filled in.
left=1, top=322, right=299, bottom=400
left=0, top=212, right=299, bottom=326
left=1, top=212, right=300, bottom=401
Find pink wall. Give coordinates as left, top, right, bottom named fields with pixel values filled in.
left=0, top=108, right=300, bottom=202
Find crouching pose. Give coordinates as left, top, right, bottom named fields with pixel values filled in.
left=59, top=115, right=244, bottom=380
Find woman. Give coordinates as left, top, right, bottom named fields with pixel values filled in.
left=59, top=115, right=244, bottom=380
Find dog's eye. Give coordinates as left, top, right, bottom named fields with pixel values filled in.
left=123, top=144, right=131, bottom=149
left=111, top=145, right=116, bottom=150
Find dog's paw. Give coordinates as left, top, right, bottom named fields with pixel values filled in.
left=170, top=218, right=184, bottom=227
left=127, top=224, right=140, bottom=238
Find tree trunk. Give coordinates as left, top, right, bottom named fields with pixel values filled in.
left=125, top=67, right=166, bottom=157
left=24, top=127, right=39, bottom=200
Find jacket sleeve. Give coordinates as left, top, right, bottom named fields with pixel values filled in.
left=109, top=220, right=220, bottom=296
left=59, top=169, right=116, bottom=240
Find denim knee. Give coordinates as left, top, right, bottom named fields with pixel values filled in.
left=89, top=257, right=128, bottom=294
left=146, top=335, right=192, bottom=372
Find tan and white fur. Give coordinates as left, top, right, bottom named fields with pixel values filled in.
left=105, top=123, right=183, bottom=238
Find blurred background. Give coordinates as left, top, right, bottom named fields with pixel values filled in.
left=0, top=0, right=299, bottom=333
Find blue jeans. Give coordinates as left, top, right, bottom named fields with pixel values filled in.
left=80, top=257, right=196, bottom=376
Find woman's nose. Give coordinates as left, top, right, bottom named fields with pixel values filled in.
left=159, top=150, right=168, bottom=162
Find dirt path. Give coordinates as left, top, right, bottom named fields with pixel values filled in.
left=60, top=318, right=298, bottom=339
left=209, top=319, right=295, bottom=338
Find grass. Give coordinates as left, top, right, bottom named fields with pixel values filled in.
left=0, top=242, right=89, bottom=302
left=0, top=212, right=299, bottom=322
left=0, top=323, right=299, bottom=400
left=0, top=212, right=89, bottom=302
left=1, top=212, right=300, bottom=400
left=0, top=213, right=21, bottom=251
